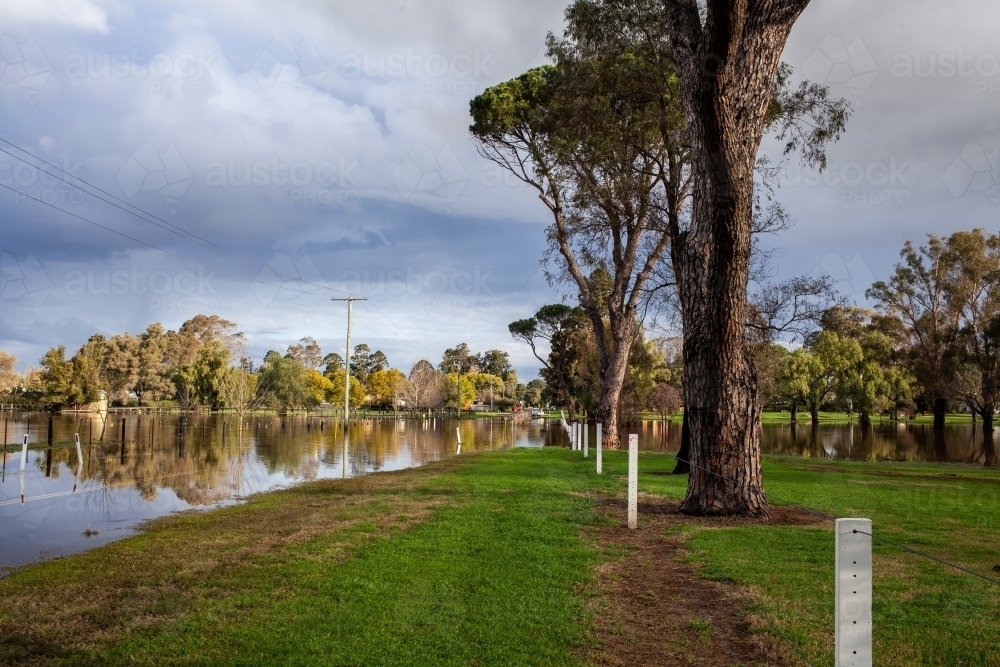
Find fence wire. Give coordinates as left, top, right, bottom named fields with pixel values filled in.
left=605, top=447, right=1000, bottom=664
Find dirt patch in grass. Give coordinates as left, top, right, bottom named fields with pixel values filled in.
left=584, top=500, right=811, bottom=667
left=0, top=459, right=462, bottom=666
left=596, top=496, right=831, bottom=527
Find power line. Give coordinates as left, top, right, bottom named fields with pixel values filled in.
left=359, top=304, right=436, bottom=360
left=351, top=311, right=424, bottom=363
left=0, top=183, right=328, bottom=299
left=0, top=136, right=348, bottom=296
left=1, top=135, right=436, bottom=358
left=363, top=302, right=438, bottom=358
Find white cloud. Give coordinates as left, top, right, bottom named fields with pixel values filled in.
left=0, top=0, right=108, bottom=33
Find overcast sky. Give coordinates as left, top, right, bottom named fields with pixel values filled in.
left=1, top=0, right=998, bottom=379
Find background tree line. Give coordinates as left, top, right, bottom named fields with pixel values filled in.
left=0, top=315, right=542, bottom=415
left=508, top=229, right=1000, bottom=437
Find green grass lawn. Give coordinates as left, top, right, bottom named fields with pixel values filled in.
left=604, top=452, right=1000, bottom=666
left=611, top=410, right=974, bottom=425
left=1, top=448, right=998, bottom=666
left=757, top=411, right=974, bottom=425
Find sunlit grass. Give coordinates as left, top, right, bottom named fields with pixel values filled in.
left=601, top=451, right=1000, bottom=666
left=1, top=447, right=997, bottom=666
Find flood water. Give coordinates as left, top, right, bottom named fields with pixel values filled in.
left=1, top=412, right=995, bottom=570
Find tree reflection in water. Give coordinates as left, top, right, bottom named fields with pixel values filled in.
left=1, top=412, right=995, bottom=568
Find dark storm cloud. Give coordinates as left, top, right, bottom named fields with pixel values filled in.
left=2, top=0, right=997, bottom=377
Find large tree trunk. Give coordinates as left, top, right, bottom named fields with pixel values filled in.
left=550, top=359, right=577, bottom=422
left=983, top=427, right=997, bottom=466
left=980, top=371, right=996, bottom=435
left=932, top=396, right=947, bottom=430
left=664, top=0, right=811, bottom=516
left=672, top=410, right=691, bottom=474
left=595, top=326, right=634, bottom=449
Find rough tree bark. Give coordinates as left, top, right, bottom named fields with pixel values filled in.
left=672, top=410, right=691, bottom=474
left=663, top=0, right=812, bottom=515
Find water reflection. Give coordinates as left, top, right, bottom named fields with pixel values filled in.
left=0, top=413, right=546, bottom=569
left=758, top=422, right=999, bottom=464
left=615, top=418, right=1000, bottom=465
left=2, top=413, right=996, bottom=570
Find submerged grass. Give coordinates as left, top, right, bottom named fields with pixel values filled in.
left=2, top=446, right=998, bottom=666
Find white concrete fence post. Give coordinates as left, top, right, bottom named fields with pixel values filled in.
left=835, top=518, right=872, bottom=667
left=19, top=434, right=28, bottom=471
left=73, top=434, right=83, bottom=493
left=456, top=426, right=462, bottom=455
left=584, top=423, right=589, bottom=458
left=627, top=433, right=638, bottom=530
left=596, top=423, right=603, bottom=474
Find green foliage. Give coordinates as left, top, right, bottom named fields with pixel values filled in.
left=523, top=379, right=546, bottom=406
left=259, top=351, right=311, bottom=410
left=439, top=343, right=476, bottom=374
left=322, top=352, right=344, bottom=375
left=476, top=349, right=513, bottom=378
left=38, top=345, right=72, bottom=406
left=444, top=372, right=476, bottom=410
left=365, top=368, right=407, bottom=408
left=217, top=366, right=259, bottom=413
left=0, top=350, right=20, bottom=397
left=304, top=370, right=335, bottom=406
left=513, top=305, right=588, bottom=414
left=325, top=368, right=365, bottom=410
left=349, top=344, right=388, bottom=383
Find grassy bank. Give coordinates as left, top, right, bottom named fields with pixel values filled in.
left=1, top=449, right=998, bottom=665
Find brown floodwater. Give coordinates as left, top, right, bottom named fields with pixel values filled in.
left=0, top=412, right=994, bottom=570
